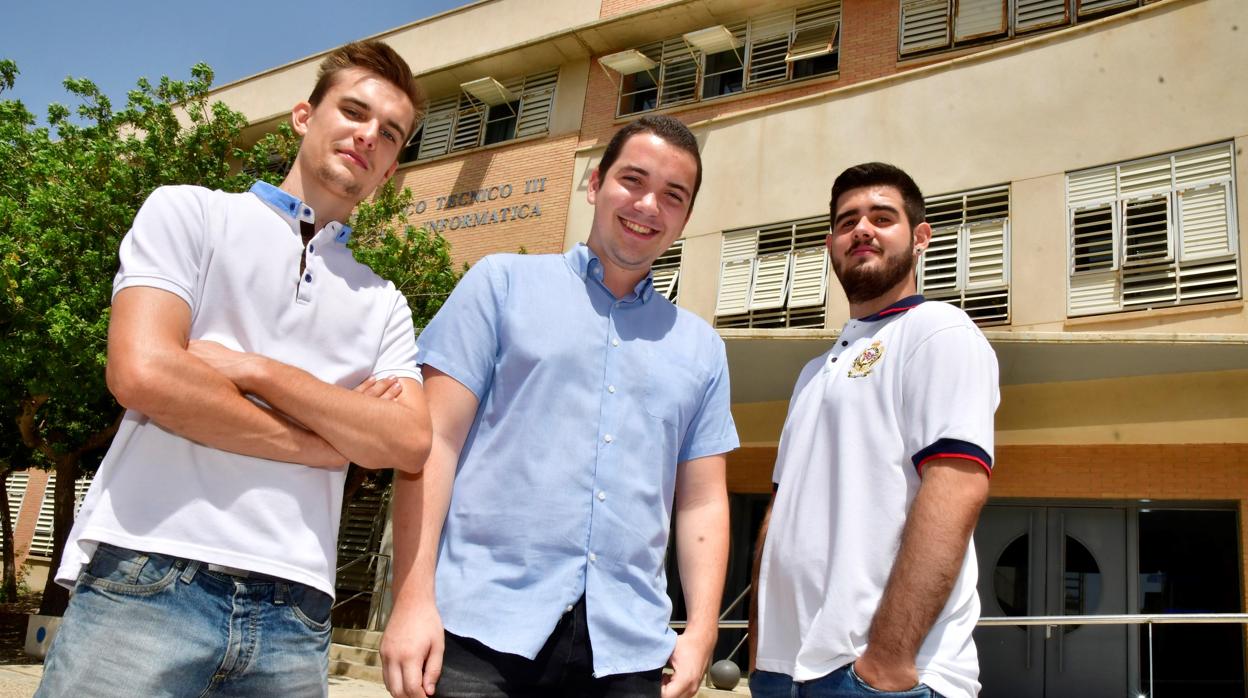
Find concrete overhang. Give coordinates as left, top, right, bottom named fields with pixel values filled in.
left=723, top=329, right=1248, bottom=403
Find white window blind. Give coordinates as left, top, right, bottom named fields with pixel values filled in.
left=904, top=0, right=1139, bottom=56
left=920, top=185, right=1011, bottom=325
left=412, top=69, right=558, bottom=161
left=0, top=473, right=28, bottom=546
left=716, top=216, right=828, bottom=328
left=1067, top=142, right=1239, bottom=316
left=954, top=0, right=1007, bottom=42
left=651, top=239, right=684, bottom=302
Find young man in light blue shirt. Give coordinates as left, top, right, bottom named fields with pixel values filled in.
left=381, top=115, right=739, bottom=698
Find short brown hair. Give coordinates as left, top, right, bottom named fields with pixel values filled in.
left=309, top=40, right=428, bottom=139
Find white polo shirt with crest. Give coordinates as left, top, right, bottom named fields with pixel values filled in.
left=755, top=295, right=999, bottom=698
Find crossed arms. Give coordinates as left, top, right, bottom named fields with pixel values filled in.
left=107, top=286, right=431, bottom=471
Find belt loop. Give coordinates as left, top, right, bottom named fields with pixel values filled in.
left=181, top=559, right=201, bottom=584
left=274, top=582, right=288, bottom=605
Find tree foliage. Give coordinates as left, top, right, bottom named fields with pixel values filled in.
left=0, top=59, right=458, bottom=614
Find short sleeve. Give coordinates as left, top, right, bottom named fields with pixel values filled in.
left=371, top=292, right=422, bottom=383
left=414, top=257, right=504, bottom=400
left=901, top=325, right=1000, bottom=476
left=677, top=338, right=739, bottom=463
left=113, top=186, right=208, bottom=308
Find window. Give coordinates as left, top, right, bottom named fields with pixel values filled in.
left=652, top=239, right=683, bottom=302
left=404, top=69, right=558, bottom=162
left=612, top=1, right=840, bottom=118
left=29, top=473, right=92, bottom=559
left=920, top=185, right=1011, bottom=326
left=1066, top=142, right=1240, bottom=316
left=715, top=216, right=828, bottom=329
left=900, top=0, right=1143, bottom=58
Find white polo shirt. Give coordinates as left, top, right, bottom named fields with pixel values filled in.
left=57, top=182, right=421, bottom=596
left=755, top=296, right=999, bottom=698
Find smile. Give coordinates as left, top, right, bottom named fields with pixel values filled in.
left=619, top=218, right=658, bottom=236
left=339, top=150, right=368, bottom=170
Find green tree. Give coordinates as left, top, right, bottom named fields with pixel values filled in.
left=0, top=60, right=457, bottom=615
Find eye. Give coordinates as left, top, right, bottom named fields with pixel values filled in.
left=381, top=128, right=397, bottom=143
left=343, top=107, right=361, bottom=119
left=666, top=191, right=686, bottom=204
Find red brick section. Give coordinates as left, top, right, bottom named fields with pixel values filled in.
left=599, top=0, right=669, bottom=19
left=579, top=0, right=943, bottom=150
left=12, top=469, right=49, bottom=569
left=727, top=443, right=1248, bottom=615
left=391, top=133, right=580, bottom=269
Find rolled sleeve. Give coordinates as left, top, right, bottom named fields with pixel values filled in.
left=415, top=257, right=503, bottom=400
left=901, top=325, right=999, bottom=476
left=113, top=186, right=207, bottom=308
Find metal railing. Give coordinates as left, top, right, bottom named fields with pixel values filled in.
left=673, top=587, right=1248, bottom=695
left=332, top=551, right=392, bottom=629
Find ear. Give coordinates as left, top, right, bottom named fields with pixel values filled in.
left=586, top=167, right=601, bottom=206
left=913, top=221, right=932, bottom=255
left=291, top=101, right=313, bottom=137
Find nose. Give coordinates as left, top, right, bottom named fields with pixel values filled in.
left=634, top=190, right=659, bottom=216
left=850, top=216, right=874, bottom=241
left=355, top=119, right=379, bottom=150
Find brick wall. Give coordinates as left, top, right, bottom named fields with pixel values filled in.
left=12, top=469, right=49, bottom=570
left=392, top=134, right=581, bottom=268
left=599, top=0, right=668, bottom=19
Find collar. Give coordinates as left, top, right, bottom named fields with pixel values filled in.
left=564, top=244, right=655, bottom=303
left=249, top=181, right=353, bottom=244
left=856, top=294, right=924, bottom=322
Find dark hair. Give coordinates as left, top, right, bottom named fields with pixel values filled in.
left=829, top=162, right=925, bottom=228
left=597, top=115, right=703, bottom=207
left=308, top=40, right=429, bottom=138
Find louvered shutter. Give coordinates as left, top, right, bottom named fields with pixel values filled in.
left=966, top=220, right=1007, bottom=288
left=0, top=473, right=28, bottom=546
left=1175, top=143, right=1234, bottom=187
left=900, top=0, right=951, bottom=55
left=416, top=98, right=457, bottom=160
left=749, top=252, right=792, bottom=310
left=1068, top=271, right=1120, bottom=315
left=30, top=474, right=55, bottom=558
left=921, top=227, right=960, bottom=292
left=1015, top=0, right=1069, bottom=32
left=788, top=246, right=828, bottom=308
left=789, top=2, right=841, bottom=62
left=1119, top=156, right=1172, bottom=196
left=747, top=10, right=794, bottom=86
left=516, top=70, right=558, bottom=138
left=1179, top=183, right=1233, bottom=260
left=1070, top=204, right=1116, bottom=273
left=652, top=269, right=679, bottom=300
left=451, top=95, right=485, bottom=152
left=717, top=231, right=758, bottom=316
left=954, top=0, right=1007, bottom=42
left=1077, top=0, right=1136, bottom=17
left=1121, top=194, right=1172, bottom=265
left=659, top=38, right=699, bottom=106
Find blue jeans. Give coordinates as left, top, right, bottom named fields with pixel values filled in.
left=751, top=665, right=944, bottom=698
left=35, top=543, right=332, bottom=698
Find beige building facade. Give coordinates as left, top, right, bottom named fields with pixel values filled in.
left=210, top=0, right=1247, bottom=693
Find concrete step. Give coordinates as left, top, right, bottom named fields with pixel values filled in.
left=332, top=627, right=382, bottom=650
left=328, top=657, right=383, bottom=684
left=331, top=642, right=382, bottom=667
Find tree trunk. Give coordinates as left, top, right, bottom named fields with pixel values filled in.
left=37, top=454, right=79, bottom=617
left=0, top=465, right=15, bottom=601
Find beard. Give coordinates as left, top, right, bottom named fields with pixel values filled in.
left=831, top=244, right=917, bottom=304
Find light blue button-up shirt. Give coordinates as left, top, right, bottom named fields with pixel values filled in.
left=417, top=244, right=739, bottom=676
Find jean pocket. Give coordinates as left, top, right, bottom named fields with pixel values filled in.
left=846, top=663, right=933, bottom=696
left=81, top=543, right=182, bottom=596
left=287, top=584, right=333, bottom=632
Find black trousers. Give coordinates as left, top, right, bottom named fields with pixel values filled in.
left=436, top=596, right=662, bottom=698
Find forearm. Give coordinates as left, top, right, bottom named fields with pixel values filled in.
left=110, top=346, right=345, bottom=467
left=674, top=460, right=730, bottom=644
left=867, top=461, right=989, bottom=662
left=241, top=359, right=430, bottom=472
left=391, top=441, right=457, bottom=608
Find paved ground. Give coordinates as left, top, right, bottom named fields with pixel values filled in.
left=0, top=664, right=393, bottom=697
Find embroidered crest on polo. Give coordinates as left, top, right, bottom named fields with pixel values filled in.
left=847, top=340, right=885, bottom=378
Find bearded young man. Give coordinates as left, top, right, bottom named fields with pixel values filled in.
left=750, top=162, right=1000, bottom=698
left=36, top=41, right=431, bottom=698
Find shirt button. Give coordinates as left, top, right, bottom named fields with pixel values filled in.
left=304, top=273, right=312, bottom=282
left=842, top=340, right=848, bottom=346
left=597, top=491, right=606, bottom=501
left=603, top=434, right=613, bottom=444
left=611, top=338, right=620, bottom=347
left=607, top=385, right=616, bottom=394
left=588, top=552, right=598, bottom=563
left=565, top=604, right=574, bottom=613
left=308, top=244, right=315, bottom=253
